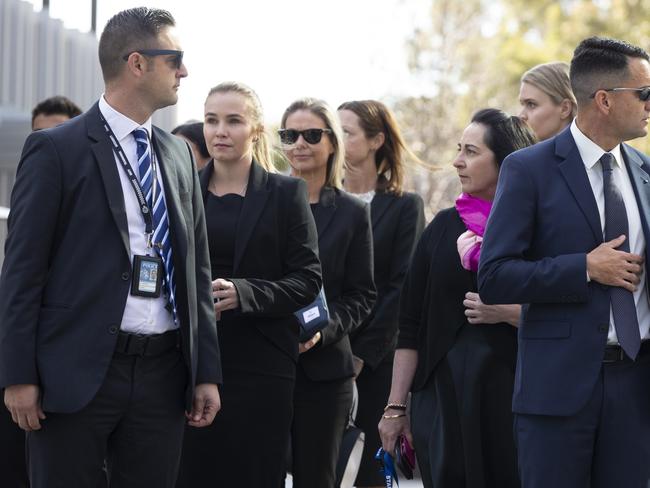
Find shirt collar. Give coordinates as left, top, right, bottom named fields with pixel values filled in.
left=570, top=119, right=623, bottom=170
left=98, top=94, right=153, bottom=142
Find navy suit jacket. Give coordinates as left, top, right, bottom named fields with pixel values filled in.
left=478, top=126, right=650, bottom=416
left=0, top=103, right=222, bottom=413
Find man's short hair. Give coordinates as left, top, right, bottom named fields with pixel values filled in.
left=98, top=7, right=176, bottom=82
left=31, top=96, right=82, bottom=125
left=570, top=36, right=649, bottom=106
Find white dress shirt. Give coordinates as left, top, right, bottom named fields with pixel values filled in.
left=571, top=120, right=650, bottom=342
left=99, top=95, right=177, bottom=335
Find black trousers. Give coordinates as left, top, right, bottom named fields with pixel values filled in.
left=177, top=370, right=294, bottom=488
left=27, top=348, right=187, bottom=488
left=290, top=368, right=354, bottom=488
left=0, top=402, right=28, bottom=488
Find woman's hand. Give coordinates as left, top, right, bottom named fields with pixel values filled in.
left=212, top=278, right=240, bottom=320
left=299, top=331, right=321, bottom=354
left=463, top=292, right=521, bottom=327
left=378, top=410, right=413, bottom=455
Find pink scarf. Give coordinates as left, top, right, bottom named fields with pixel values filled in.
left=455, top=193, right=492, bottom=272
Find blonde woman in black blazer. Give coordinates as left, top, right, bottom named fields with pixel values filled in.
left=338, top=100, right=425, bottom=488
left=280, top=98, right=376, bottom=488
left=176, top=83, right=321, bottom=488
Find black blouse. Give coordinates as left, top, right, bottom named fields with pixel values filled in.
left=205, top=192, right=244, bottom=280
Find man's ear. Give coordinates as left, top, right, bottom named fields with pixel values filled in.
left=592, top=90, right=612, bottom=115
left=124, top=52, right=147, bottom=77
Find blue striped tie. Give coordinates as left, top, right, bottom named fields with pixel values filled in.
left=601, top=152, right=641, bottom=359
left=133, top=128, right=177, bottom=323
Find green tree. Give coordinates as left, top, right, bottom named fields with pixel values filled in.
left=396, top=0, right=650, bottom=216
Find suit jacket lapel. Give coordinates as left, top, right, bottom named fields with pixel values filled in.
left=371, top=191, right=394, bottom=229
left=313, top=186, right=337, bottom=240
left=233, top=160, right=269, bottom=271
left=87, top=103, right=131, bottom=258
left=622, top=144, right=650, bottom=262
left=556, top=128, right=603, bottom=244
left=153, top=127, right=188, bottom=262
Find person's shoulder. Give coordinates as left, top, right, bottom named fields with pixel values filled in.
left=507, top=137, right=554, bottom=163
left=266, top=172, right=308, bottom=195
left=35, top=110, right=87, bottom=142
left=431, top=206, right=457, bottom=224
left=336, top=188, right=369, bottom=213
left=154, top=126, right=186, bottom=151
left=395, top=190, right=425, bottom=211
left=624, top=143, right=650, bottom=165
left=415, top=206, right=455, bottom=248
left=267, top=171, right=299, bottom=186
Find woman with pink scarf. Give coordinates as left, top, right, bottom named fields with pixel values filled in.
left=379, top=109, right=536, bottom=488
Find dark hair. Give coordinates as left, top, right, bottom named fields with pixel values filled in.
left=471, top=109, right=537, bottom=166
left=570, top=37, right=649, bottom=105
left=31, top=96, right=82, bottom=125
left=338, top=100, right=426, bottom=194
left=98, top=7, right=175, bottom=82
left=172, top=122, right=210, bottom=159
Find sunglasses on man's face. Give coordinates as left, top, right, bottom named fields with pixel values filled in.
left=122, top=49, right=184, bottom=70
left=590, top=86, right=650, bottom=102
left=278, top=128, right=332, bottom=145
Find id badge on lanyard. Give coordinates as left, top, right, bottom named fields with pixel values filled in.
left=100, top=114, right=164, bottom=298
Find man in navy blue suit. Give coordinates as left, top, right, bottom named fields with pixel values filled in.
left=479, top=37, right=650, bottom=488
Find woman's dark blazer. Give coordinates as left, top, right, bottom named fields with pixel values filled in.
left=299, top=187, right=377, bottom=381
left=349, top=190, right=425, bottom=370
left=199, top=160, right=322, bottom=373
left=396, top=207, right=478, bottom=391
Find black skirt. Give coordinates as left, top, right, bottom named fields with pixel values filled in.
left=411, top=322, right=520, bottom=488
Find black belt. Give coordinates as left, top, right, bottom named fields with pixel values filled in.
left=115, top=329, right=180, bottom=357
left=603, top=340, right=650, bottom=363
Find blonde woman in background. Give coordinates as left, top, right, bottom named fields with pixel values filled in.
left=281, top=98, right=376, bottom=488
left=176, top=83, right=322, bottom=488
left=518, top=61, right=577, bottom=140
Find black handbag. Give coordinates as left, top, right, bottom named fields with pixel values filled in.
left=335, top=382, right=365, bottom=487
left=294, top=287, right=330, bottom=342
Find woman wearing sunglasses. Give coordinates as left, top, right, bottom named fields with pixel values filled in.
left=337, top=99, right=425, bottom=488
left=518, top=61, right=577, bottom=141
left=175, top=82, right=322, bottom=488
left=379, top=109, right=536, bottom=488
left=280, top=98, right=376, bottom=488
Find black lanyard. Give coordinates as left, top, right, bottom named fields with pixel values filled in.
left=99, top=114, right=158, bottom=240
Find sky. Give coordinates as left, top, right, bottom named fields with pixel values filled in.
left=25, top=0, right=432, bottom=124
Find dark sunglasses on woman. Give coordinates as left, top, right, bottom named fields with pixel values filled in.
left=278, top=128, right=332, bottom=145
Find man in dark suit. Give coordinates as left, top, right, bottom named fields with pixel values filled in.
left=0, top=7, right=221, bottom=487
left=479, top=37, right=650, bottom=488
left=0, top=95, right=84, bottom=488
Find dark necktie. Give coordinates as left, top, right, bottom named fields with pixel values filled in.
left=133, top=128, right=177, bottom=323
left=601, top=152, right=641, bottom=359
